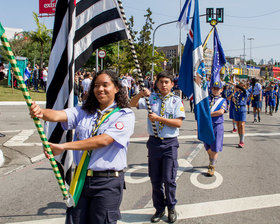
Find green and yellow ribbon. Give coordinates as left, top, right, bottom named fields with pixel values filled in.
left=0, top=22, right=73, bottom=206
left=69, top=107, right=120, bottom=207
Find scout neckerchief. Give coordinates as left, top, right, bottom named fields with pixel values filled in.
left=69, top=105, right=120, bottom=207
left=158, top=92, right=174, bottom=133
left=210, top=95, right=225, bottom=113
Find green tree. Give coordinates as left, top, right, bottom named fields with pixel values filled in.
left=29, top=12, right=52, bottom=68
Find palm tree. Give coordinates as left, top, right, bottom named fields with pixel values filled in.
left=29, top=12, right=52, bottom=68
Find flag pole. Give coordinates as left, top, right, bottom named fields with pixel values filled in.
left=0, top=26, right=73, bottom=207
left=202, top=27, right=214, bottom=49
left=116, top=0, right=159, bottom=137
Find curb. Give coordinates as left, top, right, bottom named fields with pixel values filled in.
left=0, top=101, right=46, bottom=106
left=0, top=149, right=4, bottom=167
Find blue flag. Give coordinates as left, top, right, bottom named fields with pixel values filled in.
left=211, top=27, right=226, bottom=86
left=178, top=0, right=214, bottom=145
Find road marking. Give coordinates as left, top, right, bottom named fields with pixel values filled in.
left=0, top=101, right=46, bottom=106
left=3, top=130, right=280, bottom=147
left=130, top=132, right=280, bottom=142
left=144, top=143, right=203, bottom=208
left=190, top=168, right=223, bottom=189
left=7, top=193, right=280, bottom=224
left=3, top=130, right=41, bottom=147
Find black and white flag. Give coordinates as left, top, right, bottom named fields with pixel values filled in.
left=46, top=0, right=130, bottom=186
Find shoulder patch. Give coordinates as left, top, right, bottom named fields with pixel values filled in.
left=180, top=106, right=184, bottom=112
left=115, top=122, right=124, bottom=130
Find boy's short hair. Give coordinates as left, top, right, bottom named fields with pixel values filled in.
left=156, top=71, right=174, bottom=82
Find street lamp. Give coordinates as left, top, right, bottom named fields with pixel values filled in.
left=247, top=37, right=254, bottom=77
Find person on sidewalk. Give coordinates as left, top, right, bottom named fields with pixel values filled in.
left=130, top=71, right=185, bottom=223
left=30, top=70, right=135, bottom=224
left=204, top=81, right=227, bottom=177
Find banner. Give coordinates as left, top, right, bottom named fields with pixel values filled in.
left=39, top=0, right=56, bottom=15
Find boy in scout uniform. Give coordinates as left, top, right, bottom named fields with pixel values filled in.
left=130, top=71, right=185, bottom=223
left=205, top=81, right=227, bottom=176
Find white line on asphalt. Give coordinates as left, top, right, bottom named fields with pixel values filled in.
left=144, top=143, right=204, bottom=208
left=130, top=132, right=280, bottom=142
left=0, top=101, right=46, bottom=106
left=8, top=193, right=280, bottom=224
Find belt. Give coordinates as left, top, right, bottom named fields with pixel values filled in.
left=150, top=135, right=175, bottom=140
left=86, top=170, right=123, bottom=177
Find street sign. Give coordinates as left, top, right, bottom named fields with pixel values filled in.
left=98, top=50, right=106, bottom=59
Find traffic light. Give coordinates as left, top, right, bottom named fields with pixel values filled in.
left=216, top=8, right=224, bottom=23
left=206, top=8, right=214, bottom=23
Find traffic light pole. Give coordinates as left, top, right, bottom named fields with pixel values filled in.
left=151, top=14, right=207, bottom=82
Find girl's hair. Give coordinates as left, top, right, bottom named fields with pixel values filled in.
left=82, top=70, right=130, bottom=114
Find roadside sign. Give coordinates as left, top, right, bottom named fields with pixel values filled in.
left=98, top=50, right=106, bottom=59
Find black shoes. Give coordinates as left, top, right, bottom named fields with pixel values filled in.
left=258, top=116, right=261, bottom=122
left=0, top=133, right=5, bottom=137
left=168, top=209, right=177, bottom=223
left=151, top=210, right=165, bottom=223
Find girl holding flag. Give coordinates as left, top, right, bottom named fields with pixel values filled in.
left=30, top=70, right=135, bottom=224
left=204, top=81, right=227, bottom=177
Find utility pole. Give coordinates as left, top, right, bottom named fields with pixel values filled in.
left=178, top=0, right=182, bottom=73
left=248, top=37, right=254, bottom=77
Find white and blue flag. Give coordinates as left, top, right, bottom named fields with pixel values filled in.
left=178, top=0, right=214, bottom=145
left=24, top=67, right=31, bottom=82
left=177, top=0, right=192, bottom=28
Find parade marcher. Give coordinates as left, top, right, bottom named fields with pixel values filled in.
left=246, top=82, right=252, bottom=114
left=204, top=81, right=227, bottom=177
left=275, top=83, right=280, bottom=112
left=226, top=85, right=237, bottom=133
left=231, top=82, right=249, bottom=148
left=30, top=70, right=135, bottom=224
left=250, top=78, right=262, bottom=122
left=267, top=82, right=277, bottom=116
left=130, top=71, right=185, bottom=223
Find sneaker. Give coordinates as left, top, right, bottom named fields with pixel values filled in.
left=168, top=209, right=177, bottom=223
left=253, top=119, right=257, bottom=123
left=151, top=210, right=165, bottom=223
left=232, top=128, right=237, bottom=133
left=207, top=165, right=215, bottom=177
left=237, top=142, right=245, bottom=148
left=247, top=111, right=250, bottom=114
left=0, top=133, right=5, bottom=137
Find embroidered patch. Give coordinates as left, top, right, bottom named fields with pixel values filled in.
left=180, top=106, right=184, bottom=111
left=173, top=99, right=176, bottom=104
left=115, top=122, right=124, bottom=130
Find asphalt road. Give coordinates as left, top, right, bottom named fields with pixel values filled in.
left=0, top=101, right=280, bottom=224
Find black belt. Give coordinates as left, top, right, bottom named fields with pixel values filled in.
left=150, top=135, right=175, bottom=140
left=86, top=170, right=123, bottom=177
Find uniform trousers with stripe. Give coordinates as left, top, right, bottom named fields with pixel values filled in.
left=147, top=136, right=179, bottom=213
left=66, top=172, right=124, bottom=224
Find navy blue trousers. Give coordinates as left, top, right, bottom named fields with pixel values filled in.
left=66, top=173, right=124, bottom=224
left=147, top=136, right=179, bottom=212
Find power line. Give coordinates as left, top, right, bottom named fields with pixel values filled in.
left=224, top=43, right=280, bottom=52
left=222, top=24, right=280, bottom=31
left=226, top=8, right=280, bottom=18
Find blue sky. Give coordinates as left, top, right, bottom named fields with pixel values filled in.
left=1, top=0, right=280, bottom=63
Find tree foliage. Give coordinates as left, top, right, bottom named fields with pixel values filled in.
left=29, top=12, right=52, bottom=68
